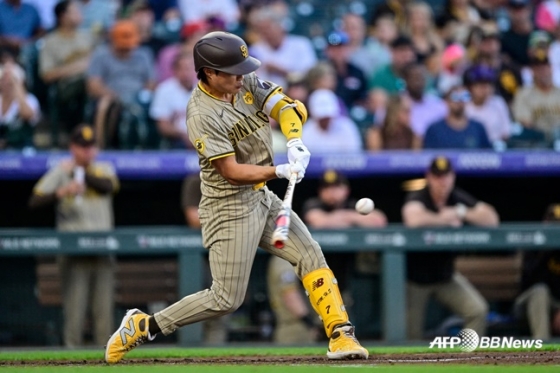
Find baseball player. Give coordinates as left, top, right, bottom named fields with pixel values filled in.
left=105, top=31, right=368, bottom=363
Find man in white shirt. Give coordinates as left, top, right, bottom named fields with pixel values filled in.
left=249, top=7, right=317, bottom=90
left=302, top=89, right=363, bottom=153
left=149, top=53, right=195, bottom=148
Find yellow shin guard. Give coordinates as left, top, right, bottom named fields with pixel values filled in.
left=302, top=268, right=349, bottom=338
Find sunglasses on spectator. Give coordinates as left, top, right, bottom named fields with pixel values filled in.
left=449, top=90, right=471, bottom=103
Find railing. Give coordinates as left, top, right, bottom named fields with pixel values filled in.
left=2, top=150, right=560, bottom=179
left=1, top=224, right=558, bottom=344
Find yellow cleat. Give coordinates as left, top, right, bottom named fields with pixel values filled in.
left=105, top=308, right=155, bottom=364
left=327, top=324, right=369, bottom=360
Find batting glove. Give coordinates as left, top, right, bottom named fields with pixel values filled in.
left=287, top=138, right=311, bottom=170
left=275, top=162, right=305, bottom=183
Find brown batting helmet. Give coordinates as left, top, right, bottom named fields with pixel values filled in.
left=193, top=31, right=261, bottom=75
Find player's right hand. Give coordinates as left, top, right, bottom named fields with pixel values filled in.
left=275, top=162, right=304, bottom=183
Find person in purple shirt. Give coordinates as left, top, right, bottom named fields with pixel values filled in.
left=423, top=85, right=492, bottom=149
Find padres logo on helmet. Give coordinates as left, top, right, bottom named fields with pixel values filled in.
left=193, top=31, right=261, bottom=75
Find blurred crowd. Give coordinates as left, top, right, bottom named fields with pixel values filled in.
left=1, top=0, right=560, bottom=151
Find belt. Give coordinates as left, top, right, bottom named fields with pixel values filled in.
left=253, top=181, right=266, bottom=190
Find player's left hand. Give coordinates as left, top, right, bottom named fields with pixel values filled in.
left=287, top=138, right=310, bottom=170
left=275, top=162, right=305, bottom=183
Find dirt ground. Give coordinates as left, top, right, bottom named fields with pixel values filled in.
left=3, top=351, right=560, bottom=366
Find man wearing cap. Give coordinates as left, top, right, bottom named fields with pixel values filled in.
left=86, top=19, right=155, bottom=148
left=464, top=64, right=511, bottom=144
left=369, top=34, right=417, bottom=95
left=324, top=30, right=368, bottom=111
left=28, top=124, right=119, bottom=347
left=512, top=50, right=560, bottom=143
left=423, top=85, right=492, bottom=149
left=105, top=31, right=370, bottom=363
left=302, top=89, right=363, bottom=153
left=402, top=156, right=499, bottom=340
left=514, top=203, right=560, bottom=340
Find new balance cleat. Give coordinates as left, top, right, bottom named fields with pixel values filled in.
left=105, top=308, right=155, bottom=364
left=327, top=324, right=369, bottom=360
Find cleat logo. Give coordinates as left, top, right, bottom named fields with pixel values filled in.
left=312, top=278, right=324, bottom=290
left=120, top=319, right=136, bottom=346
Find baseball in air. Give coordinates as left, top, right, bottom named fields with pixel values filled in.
left=355, top=198, right=374, bottom=215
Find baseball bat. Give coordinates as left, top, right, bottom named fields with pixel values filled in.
left=271, top=172, right=298, bottom=249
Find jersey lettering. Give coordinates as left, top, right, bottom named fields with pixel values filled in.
left=227, top=111, right=269, bottom=147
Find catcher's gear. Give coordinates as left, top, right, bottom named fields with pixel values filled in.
left=193, top=31, right=261, bottom=75
left=287, top=138, right=311, bottom=170
left=302, top=267, right=349, bottom=337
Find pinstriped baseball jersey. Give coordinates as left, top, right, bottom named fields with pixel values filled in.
left=187, top=72, right=279, bottom=199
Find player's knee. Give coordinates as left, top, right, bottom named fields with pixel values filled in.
left=212, top=292, right=245, bottom=314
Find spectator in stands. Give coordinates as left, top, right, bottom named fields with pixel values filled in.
left=40, top=0, right=94, bottom=136
left=363, top=15, right=398, bottom=79
left=402, top=156, right=498, bottom=339
left=267, top=255, right=319, bottom=345
left=369, top=0, right=410, bottom=30
left=501, top=0, right=533, bottom=67
left=0, top=60, right=40, bottom=149
left=178, top=0, right=240, bottom=30
left=306, top=62, right=347, bottom=115
left=514, top=203, right=560, bottom=341
left=128, top=1, right=166, bottom=57
left=437, top=43, right=468, bottom=96
left=369, top=35, right=416, bottom=95
left=28, top=124, right=119, bottom=348
left=144, top=0, right=180, bottom=23
left=86, top=20, right=156, bottom=148
left=536, top=0, right=560, bottom=33
left=423, top=85, right=492, bottom=149
left=180, top=172, right=229, bottom=344
left=302, top=89, right=363, bottom=153
left=24, top=0, right=59, bottom=30
left=464, top=64, right=511, bottom=145
left=435, top=0, right=481, bottom=44
left=512, top=51, right=560, bottom=144
left=403, top=62, right=448, bottom=139
left=156, top=20, right=209, bottom=82
left=403, top=2, right=444, bottom=63
left=475, top=26, right=522, bottom=105
left=76, top=0, right=118, bottom=42
left=150, top=52, right=195, bottom=149
left=549, top=25, right=560, bottom=88
left=0, top=0, right=44, bottom=56
left=366, top=95, right=421, bottom=151
left=249, top=7, right=316, bottom=90
left=342, top=13, right=390, bottom=79
left=323, top=30, right=368, bottom=112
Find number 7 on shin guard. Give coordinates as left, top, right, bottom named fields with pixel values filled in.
left=302, top=267, right=349, bottom=338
